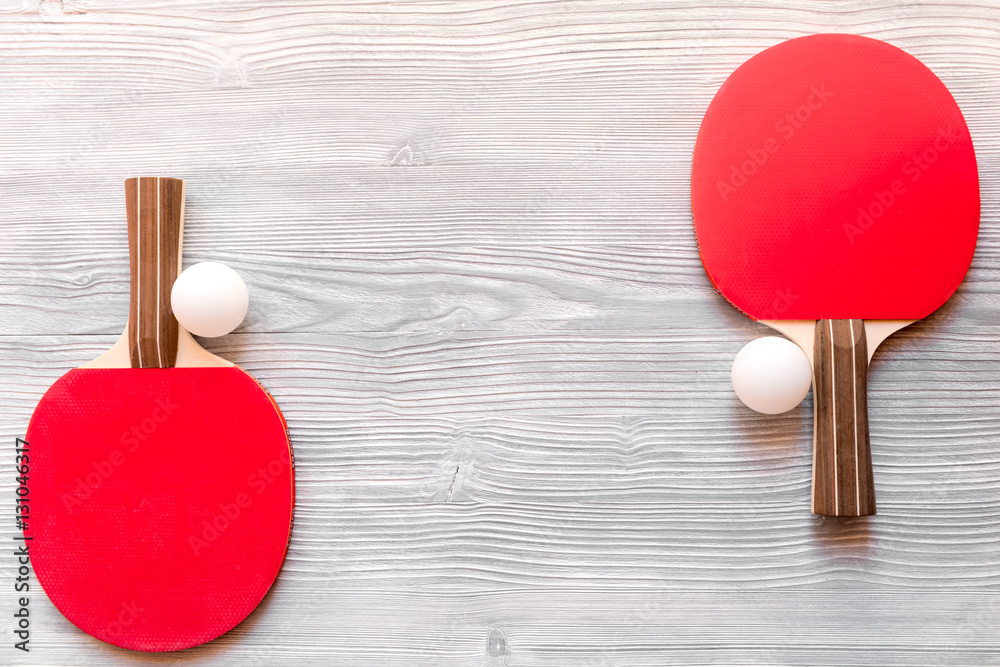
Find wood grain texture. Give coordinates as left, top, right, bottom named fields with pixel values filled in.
left=2, top=1, right=1000, bottom=664
left=813, top=319, right=875, bottom=517
left=126, top=176, right=184, bottom=368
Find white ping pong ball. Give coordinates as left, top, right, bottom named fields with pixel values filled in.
left=170, top=262, right=249, bottom=337
left=731, top=337, right=812, bottom=414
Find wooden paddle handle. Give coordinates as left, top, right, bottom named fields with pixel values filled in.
left=124, top=177, right=185, bottom=369
left=811, top=319, right=876, bottom=516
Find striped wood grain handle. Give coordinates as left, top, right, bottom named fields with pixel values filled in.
left=124, top=177, right=185, bottom=369
left=812, top=319, right=876, bottom=516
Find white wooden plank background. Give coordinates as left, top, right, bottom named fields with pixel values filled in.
left=2, top=1, right=1000, bottom=664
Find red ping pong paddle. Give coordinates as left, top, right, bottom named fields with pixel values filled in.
left=692, top=35, right=979, bottom=516
left=24, top=178, right=294, bottom=650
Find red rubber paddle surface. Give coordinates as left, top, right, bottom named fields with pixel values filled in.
left=692, top=34, right=979, bottom=321
left=24, top=367, right=293, bottom=652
